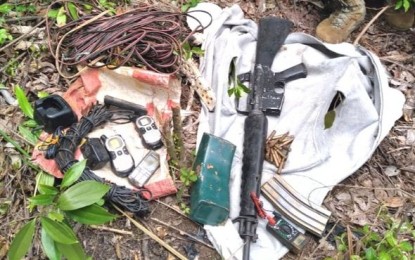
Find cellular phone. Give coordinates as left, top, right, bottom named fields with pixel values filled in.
left=101, top=134, right=134, bottom=177
left=135, top=115, right=163, bottom=150
left=128, top=151, right=160, bottom=187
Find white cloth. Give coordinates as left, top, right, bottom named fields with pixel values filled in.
left=193, top=4, right=405, bottom=259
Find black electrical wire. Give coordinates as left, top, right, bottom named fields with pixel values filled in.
left=53, top=104, right=150, bottom=216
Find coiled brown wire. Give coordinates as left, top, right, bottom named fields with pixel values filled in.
left=46, top=1, right=209, bottom=77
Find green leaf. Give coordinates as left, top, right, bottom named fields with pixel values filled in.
left=365, top=247, right=377, bottom=260
left=56, top=7, right=67, bottom=27
left=61, top=160, right=87, bottom=189
left=28, top=194, right=56, bottom=208
left=41, top=227, right=61, bottom=260
left=403, top=0, right=410, bottom=11
left=385, top=230, right=397, bottom=247
left=65, top=204, right=116, bottom=225
left=47, top=9, right=59, bottom=18
left=35, top=172, right=55, bottom=195
left=56, top=241, right=88, bottom=260
left=378, top=251, right=392, bottom=260
left=41, top=217, right=78, bottom=244
left=22, top=119, right=38, bottom=128
left=0, top=3, right=12, bottom=13
left=38, top=184, right=59, bottom=195
left=18, top=125, right=38, bottom=145
left=67, top=2, right=79, bottom=20
left=7, top=219, right=36, bottom=260
left=57, top=180, right=110, bottom=211
left=324, top=110, right=336, bottom=129
left=48, top=211, right=65, bottom=222
left=399, top=241, right=413, bottom=251
left=37, top=91, right=49, bottom=99
left=14, top=85, right=34, bottom=119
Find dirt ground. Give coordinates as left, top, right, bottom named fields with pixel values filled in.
left=0, top=0, right=414, bottom=259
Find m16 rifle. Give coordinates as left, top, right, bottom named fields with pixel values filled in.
left=233, top=17, right=307, bottom=260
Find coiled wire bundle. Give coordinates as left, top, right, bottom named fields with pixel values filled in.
left=54, top=105, right=150, bottom=215
left=46, top=2, right=206, bottom=77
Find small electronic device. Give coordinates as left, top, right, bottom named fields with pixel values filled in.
left=135, top=115, right=163, bottom=150
left=80, top=138, right=110, bottom=170
left=266, top=211, right=308, bottom=254
left=101, top=134, right=134, bottom=177
left=128, top=151, right=160, bottom=187
left=34, top=95, right=77, bottom=133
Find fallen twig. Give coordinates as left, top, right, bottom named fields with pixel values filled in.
left=90, top=225, right=133, bottom=236
left=151, top=217, right=215, bottom=250
left=353, top=5, right=390, bottom=45
left=112, top=203, right=187, bottom=260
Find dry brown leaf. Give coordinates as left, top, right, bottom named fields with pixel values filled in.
left=155, top=226, right=167, bottom=239
left=384, top=165, right=401, bottom=177
left=335, top=192, right=352, bottom=202
left=383, top=197, right=405, bottom=208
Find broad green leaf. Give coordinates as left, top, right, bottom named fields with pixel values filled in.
left=403, top=0, right=410, bottom=11
left=365, top=247, right=377, bottom=260
left=35, top=172, right=55, bottom=195
left=41, top=217, right=78, bottom=244
left=18, top=125, right=38, bottom=145
left=7, top=219, right=36, bottom=260
left=324, top=110, right=336, bottom=129
left=28, top=194, right=56, bottom=207
left=65, top=204, right=116, bottom=225
left=56, top=241, right=88, bottom=260
left=67, top=2, right=79, bottom=20
left=14, top=85, right=33, bottom=119
left=22, top=119, right=38, bottom=128
left=36, top=171, right=55, bottom=186
left=56, top=7, right=67, bottom=27
left=61, top=160, right=87, bottom=189
left=399, top=241, right=413, bottom=251
left=38, top=184, right=59, bottom=195
left=47, top=9, right=59, bottom=18
left=378, top=251, right=392, bottom=260
left=0, top=3, right=12, bottom=13
left=57, top=180, right=110, bottom=211
left=48, top=211, right=64, bottom=222
left=41, top=227, right=61, bottom=260
left=96, top=198, right=105, bottom=206
left=385, top=230, right=397, bottom=247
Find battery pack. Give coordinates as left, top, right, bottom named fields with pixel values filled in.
left=189, top=133, right=236, bottom=225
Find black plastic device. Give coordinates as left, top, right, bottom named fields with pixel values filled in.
left=101, top=134, right=134, bottom=177
left=266, top=211, right=308, bottom=254
left=34, top=95, right=77, bottom=133
left=80, top=138, right=110, bottom=170
left=128, top=151, right=160, bottom=187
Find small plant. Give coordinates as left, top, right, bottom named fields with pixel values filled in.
left=182, top=41, right=204, bottom=60
left=181, top=0, right=201, bottom=12
left=330, top=210, right=414, bottom=260
left=228, top=58, right=250, bottom=98
left=98, top=0, right=116, bottom=15
left=7, top=160, right=117, bottom=260
left=0, top=28, right=12, bottom=46
left=179, top=167, right=198, bottom=186
left=394, top=0, right=415, bottom=12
